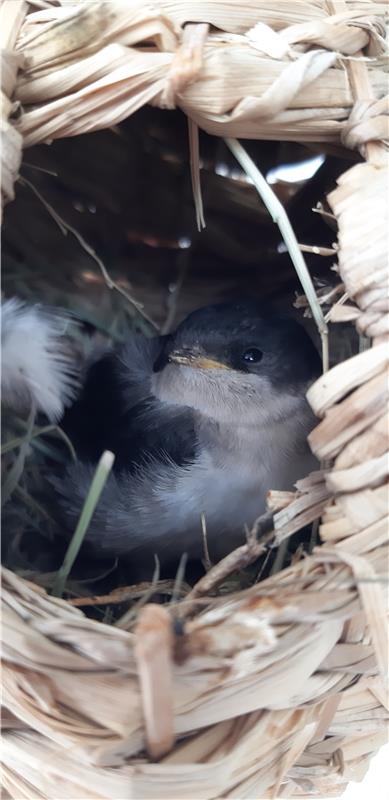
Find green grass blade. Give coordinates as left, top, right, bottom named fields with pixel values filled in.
left=2, top=424, right=76, bottom=461
left=52, top=450, right=115, bottom=598
left=1, top=425, right=55, bottom=454
left=51, top=426, right=77, bottom=461
left=2, top=405, right=36, bottom=506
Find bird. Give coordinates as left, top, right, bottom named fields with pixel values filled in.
left=1, top=297, right=321, bottom=575
left=57, top=300, right=322, bottom=573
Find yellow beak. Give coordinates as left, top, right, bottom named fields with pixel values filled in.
left=168, top=353, right=230, bottom=370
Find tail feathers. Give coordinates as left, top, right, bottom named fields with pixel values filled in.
left=51, top=462, right=139, bottom=558
left=1, top=298, right=79, bottom=421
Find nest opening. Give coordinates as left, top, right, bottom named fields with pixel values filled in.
left=1, top=3, right=388, bottom=798
left=2, top=108, right=359, bottom=615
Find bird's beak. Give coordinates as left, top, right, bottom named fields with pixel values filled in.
left=168, top=351, right=230, bottom=370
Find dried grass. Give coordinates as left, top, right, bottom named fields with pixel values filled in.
left=1, top=1, right=388, bottom=798
left=1, top=0, right=389, bottom=217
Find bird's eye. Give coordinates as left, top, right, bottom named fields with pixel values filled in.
left=242, top=347, right=263, bottom=364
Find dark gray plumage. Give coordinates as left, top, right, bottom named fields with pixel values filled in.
left=58, top=301, right=321, bottom=572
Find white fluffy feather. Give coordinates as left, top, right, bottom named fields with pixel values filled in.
left=1, top=298, right=79, bottom=421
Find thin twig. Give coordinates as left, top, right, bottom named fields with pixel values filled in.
left=254, top=548, right=272, bottom=583
left=187, top=511, right=275, bottom=601
left=19, top=177, right=158, bottom=333
left=22, top=162, right=58, bottom=177
left=225, top=138, right=329, bottom=372
left=270, top=538, right=289, bottom=576
left=298, top=244, right=337, bottom=257
left=170, top=553, right=189, bottom=605
left=19, top=559, right=119, bottom=591
left=68, top=578, right=191, bottom=607
left=294, top=283, right=345, bottom=311
left=188, top=118, right=205, bottom=231
left=312, top=204, right=336, bottom=221
left=201, top=513, right=213, bottom=571
left=19, top=177, right=67, bottom=234
left=324, top=291, right=349, bottom=324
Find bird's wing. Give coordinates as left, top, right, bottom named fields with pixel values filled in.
left=53, top=457, right=196, bottom=571
left=56, top=335, right=200, bottom=571
left=62, top=333, right=197, bottom=470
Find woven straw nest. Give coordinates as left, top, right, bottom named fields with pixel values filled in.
left=1, top=1, right=389, bottom=798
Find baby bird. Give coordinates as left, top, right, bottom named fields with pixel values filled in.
left=60, top=301, right=321, bottom=571
left=1, top=298, right=321, bottom=573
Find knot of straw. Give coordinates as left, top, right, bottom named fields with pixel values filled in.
left=160, top=22, right=209, bottom=110
left=341, top=95, right=389, bottom=156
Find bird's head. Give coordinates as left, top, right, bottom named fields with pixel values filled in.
left=152, top=301, right=321, bottom=425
